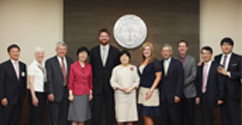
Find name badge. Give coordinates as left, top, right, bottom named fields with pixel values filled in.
left=21, top=72, right=25, bottom=77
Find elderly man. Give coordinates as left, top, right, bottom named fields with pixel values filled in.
left=159, top=44, right=184, bottom=125
left=46, top=41, right=73, bottom=125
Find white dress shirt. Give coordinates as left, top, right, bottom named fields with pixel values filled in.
left=10, top=59, right=19, bottom=69
left=220, top=52, right=232, bottom=70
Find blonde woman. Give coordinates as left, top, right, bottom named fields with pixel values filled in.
left=137, top=42, right=162, bottom=125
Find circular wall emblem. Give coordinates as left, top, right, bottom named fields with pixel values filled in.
left=113, top=14, right=147, bottom=49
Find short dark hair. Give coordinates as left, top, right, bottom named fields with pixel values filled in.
left=7, top=44, right=20, bottom=53
left=98, top=28, right=110, bottom=36
left=201, top=46, right=213, bottom=54
left=119, top=50, right=131, bottom=59
left=220, top=37, right=234, bottom=46
left=76, top=47, right=90, bottom=56
left=177, top=40, right=189, bottom=47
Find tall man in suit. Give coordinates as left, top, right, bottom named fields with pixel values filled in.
left=196, top=46, right=224, bottom=125
left=175, top=40, right=197, bottom=125
left=214, top=38, right=241, bottom=125
left=159, top=44, right=184, bottom=125
left=90, top=29, right=120, bottom=125
left=46, top=41, right=73, bottom=125
left=0, top=44, right=27, bottom=125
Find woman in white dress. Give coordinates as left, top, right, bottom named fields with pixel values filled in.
left=110, top=50, right=140, bottom=125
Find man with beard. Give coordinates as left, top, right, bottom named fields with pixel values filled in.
left=90, top=29, right=120, bottom=125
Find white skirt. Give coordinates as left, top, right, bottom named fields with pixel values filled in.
left=138, top=87, right=160, bottom=106
left=114, top=90, right=138, bottom=122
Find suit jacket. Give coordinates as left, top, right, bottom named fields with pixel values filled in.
left=196, top=61, right=225, bottom=106
left=214, top=53, right=241, bottom=100
left=68, top=61, right=93, bottom=96
left=45, top=55, right=73, bottom=102
left=90, top=45, right=120, bottom=95
left=0, top=60, right=27, bottom=105
left=159, top=57, right=184, bottom=104
left=175, top=55, right=197, bottom=98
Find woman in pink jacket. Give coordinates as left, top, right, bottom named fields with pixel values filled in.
left=68, top=47, right=93, bottom=125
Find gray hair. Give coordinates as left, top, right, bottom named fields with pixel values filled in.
left=160, top=44, right=173, bottom=51
left=34, top=47, right=45, bottom=54
left=56, top=41, right=67, bottom=49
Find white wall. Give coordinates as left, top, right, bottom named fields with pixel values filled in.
left=0, top=0, right=241, bottom=65
left=0, top=0, right=63, bottom=65
left=200, top=0, right=241, bottom=59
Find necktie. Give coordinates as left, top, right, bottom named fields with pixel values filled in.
left=102, top=47, right=106, bottom=66
left=202, top=63, right=208, bottom=93
left=164, top=60, right=168, bottom=76
left=14, top=62, right=19, bottom=79
left=179, top=56, right=185, bottom=65
left=222, top=55, right=227, bottom=68
left=61, top=57, right=67, bottom=86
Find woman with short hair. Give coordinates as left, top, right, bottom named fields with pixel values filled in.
left=28, top=47, right=47, bottom=125
left=68, top=47, right=93, bottom=125
left=110, top=50, right=140, bottom=125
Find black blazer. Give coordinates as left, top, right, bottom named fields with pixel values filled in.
left=214, top=53, right=241, bottom=100
left=90, top=45, right=120, bottom=95
left=159, top=58, right=184, bottom=104
left=0, top=60, right=27, bottom=105
left=196, top=61, right=225, bottom=106
left=45, top=56, right=73, bottom=102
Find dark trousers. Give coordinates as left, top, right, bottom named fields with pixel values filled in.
left=160, top=99, right=181, bottom=125
left=181, top=97, right=196, bottom=125
left=200, top=93, right=214, bottom=125
left=200, top=104, right=214, bottom=125
left=221, top=92, right=241, bottom=125
left=48, top=90, right=69, bottom=125
left=0, top=97, right=23, bottom=125
left=28, top=90, right=47, bottom=125
left=92, top=92, right=114, bottom=125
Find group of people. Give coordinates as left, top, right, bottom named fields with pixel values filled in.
left=0, top=28, right=241, bottom=125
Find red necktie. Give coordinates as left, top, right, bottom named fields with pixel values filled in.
left=61, top=57, right=67, bottom=86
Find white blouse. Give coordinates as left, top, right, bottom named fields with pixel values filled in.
left=28, top=60, right=46, bottom=92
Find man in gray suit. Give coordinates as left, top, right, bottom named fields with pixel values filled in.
left=175, top=40, right=197, bottom=125
left=46, top=41, right=73, bottom=125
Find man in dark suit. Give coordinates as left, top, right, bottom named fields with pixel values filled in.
left=90, top=29, right=120, bottom=125
left=175, top=40, right=197, bottom=125
left=159, top=44, right=184, bottom=125
left=196, top=46, right=224, bottom=125
left=214, top=38, right=241, bottom=125
left=0, top=44, right=27, bottom=125
left=46, top=41, right=73, bottom=125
